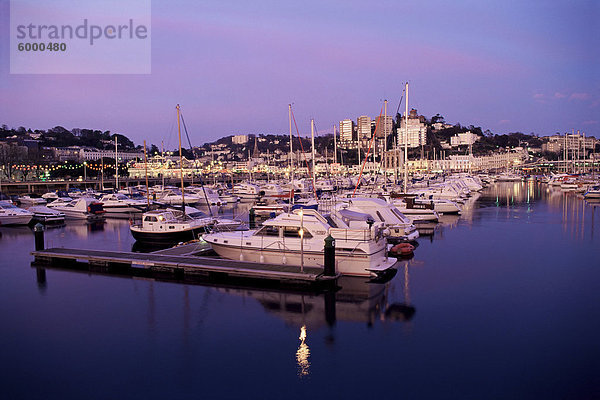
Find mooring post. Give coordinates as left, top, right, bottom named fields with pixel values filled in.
left=34, top=223, right=45, bottom=251
left=249, top=208, right=256, bottom=229
left=323, top=234, right=336, bottom=276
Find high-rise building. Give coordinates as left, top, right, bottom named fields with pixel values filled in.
left=374, top=115, right=394, bottom=139
left=339, top=119, right=355, bottom=142
left=357, top=116, right=372, bottom=140
left=397, top=109, right=427, bottom=148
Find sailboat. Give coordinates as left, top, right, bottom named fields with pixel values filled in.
left=130, top=105, right=217, bottom=244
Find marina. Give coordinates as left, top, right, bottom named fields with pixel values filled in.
left=1, top=180, right=598, bottom=398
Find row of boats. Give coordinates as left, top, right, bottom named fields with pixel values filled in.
left=2, top=172, right=599, bottom=278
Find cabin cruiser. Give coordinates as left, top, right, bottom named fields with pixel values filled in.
left=186, top=186, right=225, bottom=206
left=42, top=190, right=73, bottom=204
left=391, top=196, right=440, bottom=222
left=412, top=195, right=462, bottom=214
left=155, top=189, right=202, bottom=206
left=28, top=206, right=65, bottom=225
left=0, top=201, right=33, bottom=225
left=233, top=182, right=261, bottom=200
left=203, top=209, right=397, bottom=277
left=130, top=209, right=213, bottom=244
left=97, top=193, right=149, bottom=216
left=47, top=197, right=105, bottom=220
left=17, top=193, right=46, bottom=207
left=496, top=173, right=522, bottom=182
left=335, top=197, right=419, bottom=241
left=584, top=185, right=600, bottom=199
left=182, top=206, right=242, bottom=231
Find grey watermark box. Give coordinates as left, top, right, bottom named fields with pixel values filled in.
left=10, top=0, right=151, bottom=74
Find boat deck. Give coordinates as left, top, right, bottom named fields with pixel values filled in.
left=31, top=247, right=337, bottom=287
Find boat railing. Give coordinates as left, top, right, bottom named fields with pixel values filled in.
left=329, top=227, right=372, bottom=242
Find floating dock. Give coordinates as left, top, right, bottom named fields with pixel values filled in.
left=31, top=246, right=338, bottom=289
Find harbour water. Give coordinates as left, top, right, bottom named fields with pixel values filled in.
left=1, top=182, right=598, bottom=399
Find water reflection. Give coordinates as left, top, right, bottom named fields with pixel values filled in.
left=296, top=325, right=310, bottom=377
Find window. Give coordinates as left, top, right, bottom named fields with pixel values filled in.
left=255, top=226, right=279, bottom=236
left=375, top=211, right=385, bottom=222
left=283, top=226, right=313, bottom=239
left=144, top=216, right=158, bottom=222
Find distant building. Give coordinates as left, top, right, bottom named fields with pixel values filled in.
left=374, top=115, right=394, bottom=139
left=232, top=134, right=249, bottom=145
left=397, top=109, right=427, bottom=148
left=541, top=133, right=597, bottom=154
left=450, top=131, right=479, bottom=147
left=357, top=116, right=372, bottom=141
left=432, top=122, right=454, bottom=131
left=339, top=119, right=355, bottom=142
left=80, top=148, right=143, bottom=162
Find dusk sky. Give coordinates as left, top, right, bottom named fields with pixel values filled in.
left=1, top=0, right=599, bottom=149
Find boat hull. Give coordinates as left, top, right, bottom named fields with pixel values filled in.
left=206, top=240, right=396, bottom=277
left=130, top=225, right=208, bottom=244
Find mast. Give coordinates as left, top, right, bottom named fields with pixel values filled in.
left=289, top=104, right=294, bottom=181
left=333, top=124, right=337, bottom=165
left=404, top=82, right=409, bottom=193
left=176, top=104, right=186, bottom=210
left=384, top=99, right=388, bottom=175
left=101, top=156, right=104, bottom=190
left=143, top=140, right=150, bottom=208
left=161, top=140, right=165, bottom=188
left=311, top=118, right=316, bottom=184
left=115, top=136, right=119, bottom=190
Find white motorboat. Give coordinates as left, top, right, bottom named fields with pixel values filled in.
left=584, top=185, right=600, bottom=199
left=183, top=206, right=242, bottom=231
left=156, top=189, right=202, bottom=206
left=97, top=193, right=149, bottom=216
left=42, top=191, right=73, bottom=203
left=28, top=205, right=65, bottom=225
left=391, top=196, right=440, bottom=222
left=203, top=209, right=397, bottom=277
left=233, top=182, right=261, bottom=200
left=17, top=194, right=47, bottom=207
left=186, top=186, right=225, bottom=206
left=130, top=209, right=212, bottom=244
left=47, top=197, right=105, bottom=220
left=496, top=173, right=522, bottom=182
left=413, top=196, right=462, bottom=214
left=335, top=197, right=419, bottom=241
left=0, top=201, right=33, bottom=225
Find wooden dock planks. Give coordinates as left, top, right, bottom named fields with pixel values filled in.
left=31, top=247, right=336, bottom=285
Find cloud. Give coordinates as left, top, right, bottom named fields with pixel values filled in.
left=553, top=92, right=567, bottom=99
left=499, top=119, right=510, bottom=124
left=569, top=92, right=590, bottom=101
left=581, top=120, right=598, bottom=125
left=533, top=93, right=544, bottom=99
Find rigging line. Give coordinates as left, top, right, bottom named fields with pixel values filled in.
left=180, top=109, right=213, bottom=216
left=353, top=104, right=384, bottom=197
left=395, top=84, right=406, bottom=116
left=290, top=107, right=318, bottom=199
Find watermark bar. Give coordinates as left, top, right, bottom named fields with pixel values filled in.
left=10, top=0, right=151, bottom=74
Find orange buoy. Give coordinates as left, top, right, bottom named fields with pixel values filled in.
left=390, top=242, right=415, bottom=256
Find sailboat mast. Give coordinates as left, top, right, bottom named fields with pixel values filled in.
left=289, top=104, right=294, bottom=181
left=161, top=140, right=165, bottom=188
left=177, top=104, right=186, bottom=208
left=333, top=124, right=337, bottom=165
left=384, top=99, right=388, bottom=174
left=115, top=136, right=119, bottom=190
left=404, top=82, right=409, bottom=194
left=143, top=140, right=150, bottom=208
left=311, top=119, right=316, bottom=183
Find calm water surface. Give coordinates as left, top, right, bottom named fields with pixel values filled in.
left=1, top=182, right=598, bottom=399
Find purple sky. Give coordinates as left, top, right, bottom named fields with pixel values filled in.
left=1, top=0, right=599, bottom=148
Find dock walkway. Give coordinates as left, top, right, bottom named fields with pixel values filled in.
left=32, top=247, right=337, bottom=286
